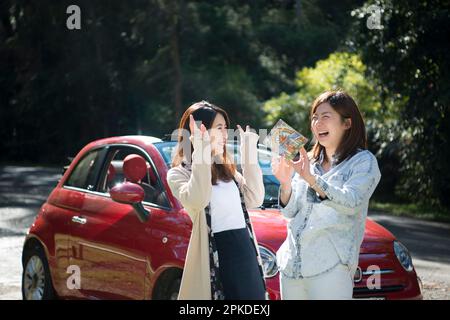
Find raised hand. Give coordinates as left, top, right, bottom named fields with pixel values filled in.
left=291, top=147, right=314, bottom=185
left=237, top=124, right=250, bottom=136
left=237, top=124, right=259, bottom=165
left=189, top=114, right=210, bottom=145
left=271, top=155, right=294, bottom=186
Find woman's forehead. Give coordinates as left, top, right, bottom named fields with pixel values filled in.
left=212, top=113, right=227, bottom=126
left=314, top=102, right=335, bottom=114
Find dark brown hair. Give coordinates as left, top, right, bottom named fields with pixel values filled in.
left=310, top=90, right=367, bottom=165
left=172, top=101, right=236, bottom=185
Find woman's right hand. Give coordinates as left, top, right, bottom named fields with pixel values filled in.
left=271, top=155, right=294, bottom=187
left=189, top=114, right=210, bottom=147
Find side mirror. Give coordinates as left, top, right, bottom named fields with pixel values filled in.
left=110, top=182, right=150, bottom=222
left=110, top=182, right=144, bottom=204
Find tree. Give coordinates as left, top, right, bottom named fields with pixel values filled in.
left=350, top=0, right=450, bottom=208
left=0, top=0, right=364, bottom=164
left=263, top=52, right=382, bottom=134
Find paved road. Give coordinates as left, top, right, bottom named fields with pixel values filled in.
left=369, top=213, right=450, bottom=299
left=0, top=166, right=62, bottom=299
left=0, top=165, right=449, bottom=299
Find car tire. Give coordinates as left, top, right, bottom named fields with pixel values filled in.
left=152, top=270, right=182, bottom=300
left=166, top=278, right=181, bottom=300
left=22, top=243, right=56, bottom=300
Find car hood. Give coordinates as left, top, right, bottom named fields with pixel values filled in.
left=360, top=218, right=396, bottom=254
left=249, top=209, right=396, bottom=254
left=248, top=209, right=287, bottom=253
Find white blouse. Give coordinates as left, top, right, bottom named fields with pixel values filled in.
left=210, top=180, right=246, bottom=234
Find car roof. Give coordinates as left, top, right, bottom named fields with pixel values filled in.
left=86, top=135, right=163, bottom=148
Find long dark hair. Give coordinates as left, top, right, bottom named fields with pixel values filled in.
left=310, top=90, right=367, bottom=165
left=172, top=101, right=236, bottom=185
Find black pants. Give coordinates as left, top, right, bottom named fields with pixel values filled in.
left=213, top=227, right=266, bottom=300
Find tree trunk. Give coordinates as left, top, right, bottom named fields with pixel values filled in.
left=170, top=2, right=183, bottom=123
left=296, top=0, right=301, bottom=27
left=171, top=29, right=182, bottom=123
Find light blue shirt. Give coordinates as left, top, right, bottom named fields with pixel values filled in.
left=276, top=149, right=381, bottom=279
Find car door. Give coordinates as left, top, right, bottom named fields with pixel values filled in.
left=69, top=146, right=149, bottom=299
left=48, top=179, right=85, bottom=298
left=62, top=147, right=106, bottom=299
left=131, top=153, right=190, bottom=299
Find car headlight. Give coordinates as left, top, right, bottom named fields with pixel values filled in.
left=259, top=246, right=278, bottom=278
left=393, top=241, right=414, bottom=272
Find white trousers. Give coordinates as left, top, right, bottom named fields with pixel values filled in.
left=280, top=264, right=354, bottom=300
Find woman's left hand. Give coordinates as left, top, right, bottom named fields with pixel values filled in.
left=237, top=125, right=259, bottom=165
left=237, top=124, right=258, bottom=138
left=291, top=147, right=315, bottom=186
left=237, top=125, right=260, bottom=145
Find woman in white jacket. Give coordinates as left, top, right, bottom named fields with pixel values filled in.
left=272, top=90, right=381, bottom=300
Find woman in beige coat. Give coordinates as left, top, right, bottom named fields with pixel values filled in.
left=166, top=101, right=267, bottom=300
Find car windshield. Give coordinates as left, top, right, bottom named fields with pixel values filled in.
left=154, top=141, right=280, bottom=208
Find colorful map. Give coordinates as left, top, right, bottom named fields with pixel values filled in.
left=264, top=119, right=309, bottom=160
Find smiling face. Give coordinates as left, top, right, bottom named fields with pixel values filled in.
left=209, top=113, right=228, bottom=156
left=173, top=101, right=236, bottom=184
left=311, top=102, right=352, bottom=152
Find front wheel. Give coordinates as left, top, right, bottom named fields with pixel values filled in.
left=152, top=270, right=182, bottom=300
left=22, top=244, right=56, bottom=300
left=167, top=278, right=181, bottom=300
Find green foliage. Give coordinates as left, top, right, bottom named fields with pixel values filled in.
left=263, top=52, right=381, bottom=135
left=350, top=0, right=450, bottom=208
left=369, top=200, right=450, bottom=223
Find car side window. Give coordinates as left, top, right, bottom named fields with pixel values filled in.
left=64, top=149, right=102, bottom=191
left=99, top=147, right=170, bottom=208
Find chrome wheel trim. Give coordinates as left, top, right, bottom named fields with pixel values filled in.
left=23, top=255, right=46, bottom=300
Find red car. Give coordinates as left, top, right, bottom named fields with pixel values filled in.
left=21, top=135, right=422, bottom=300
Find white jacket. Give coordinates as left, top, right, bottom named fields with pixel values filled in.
left=276, top=149, right=381, bottom=278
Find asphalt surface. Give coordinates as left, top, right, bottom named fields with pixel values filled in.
left=0, top=165, right=449, bottom=299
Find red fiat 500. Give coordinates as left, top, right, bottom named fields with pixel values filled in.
left=21, top=136, right=422, bottom=300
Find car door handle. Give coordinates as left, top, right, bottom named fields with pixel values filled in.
left=72, top=216, right=87, bottom=225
